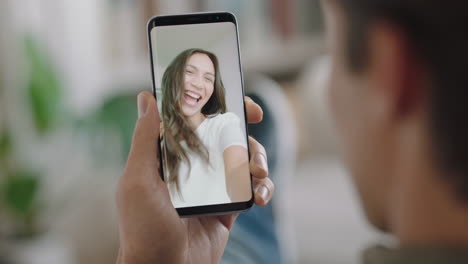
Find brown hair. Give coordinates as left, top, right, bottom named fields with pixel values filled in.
left=334, top=0, right=468, bottom=201
left=161, top=48, right=227, bottom=194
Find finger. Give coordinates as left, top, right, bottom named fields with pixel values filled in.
left=245, top=96, right=263, bottom=124
left=253, top=177, right=275, bottom=206
left=249, top=136, right=268, bottom=179
left=125, top=91, right=161, bottom=177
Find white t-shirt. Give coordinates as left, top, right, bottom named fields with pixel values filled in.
left=165, top=112, right=248, bottom=208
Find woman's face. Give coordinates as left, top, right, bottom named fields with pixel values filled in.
left=181, top=53, right=215, bottom=118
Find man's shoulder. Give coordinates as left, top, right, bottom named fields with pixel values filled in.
left=363, top=245, right=468, bottom=264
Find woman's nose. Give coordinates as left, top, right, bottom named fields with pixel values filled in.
left=191, top=75, right=204, bottom=89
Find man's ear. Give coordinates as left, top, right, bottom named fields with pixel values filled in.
left=366, top=22, right=426, bottom=122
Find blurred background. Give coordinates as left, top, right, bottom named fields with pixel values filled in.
left=0, top=0, right=382, bottom=263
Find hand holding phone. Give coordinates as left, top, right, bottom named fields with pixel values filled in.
left=115, top=91, right=274, bottom=264
left=148, top=12, right=256, bottom=216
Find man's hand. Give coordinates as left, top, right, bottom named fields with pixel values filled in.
left=116, top=91, right=274, bottom=263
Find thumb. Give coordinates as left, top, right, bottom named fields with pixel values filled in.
left=125, top=91, right=161, bottom=174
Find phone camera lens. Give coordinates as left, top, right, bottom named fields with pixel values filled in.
left=216, top=16, right=220, bottom=20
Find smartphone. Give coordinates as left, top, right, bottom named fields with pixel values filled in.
left=147, top=12, right=253, bottom=216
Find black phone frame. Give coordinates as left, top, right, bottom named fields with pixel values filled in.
left=147, top=12, right=254, bottom=217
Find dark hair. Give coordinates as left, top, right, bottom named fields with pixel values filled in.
left=335, top=0, right=468, bottom=201
left=161, top=48, right=227, bottom=194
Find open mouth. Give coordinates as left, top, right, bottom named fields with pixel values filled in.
left=184, top=90, right=202, bottom=106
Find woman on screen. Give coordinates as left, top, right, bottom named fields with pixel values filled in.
left=160, top=48, right=251, bottom=208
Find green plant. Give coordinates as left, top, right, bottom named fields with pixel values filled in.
left=0, top=34, right=63, bottom=238
left=24, top=35, right=63, bottom=134
left=2, top=170, right=40, bottom=237
left=93, top=93, right=138, bottom=160
left=73, top=92, right=138, bottom=164
left=0, top=33, right=140, bottom=239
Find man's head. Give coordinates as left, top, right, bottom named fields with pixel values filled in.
left=322, top=0, right=468, bottom=232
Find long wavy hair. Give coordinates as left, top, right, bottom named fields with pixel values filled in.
left=161, top=48, right=227, bottom=194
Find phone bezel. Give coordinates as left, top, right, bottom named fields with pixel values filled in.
left=147, top=12, right=254, bottom=217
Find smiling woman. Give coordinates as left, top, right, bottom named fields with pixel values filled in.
left=160, top=48, right=250, bottom=208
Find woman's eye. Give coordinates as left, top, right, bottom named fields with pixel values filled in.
left=205, top=77, right=214, bottom=83
left=185, top=70, right=193, bottom=74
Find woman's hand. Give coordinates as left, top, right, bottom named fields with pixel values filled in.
left=116, top=92, right=274, bottom=264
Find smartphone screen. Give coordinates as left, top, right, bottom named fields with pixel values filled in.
left=147, top=13, right=253, bottom=216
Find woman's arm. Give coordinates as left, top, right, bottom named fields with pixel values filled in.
left=223, top=146, right=251, bottom=201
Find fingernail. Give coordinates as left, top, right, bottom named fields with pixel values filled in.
left=256, top=185, right=269, bottom=201
left=254, top=152, right=268, bottom=172
left=138, top=93, right=149, bottom=118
